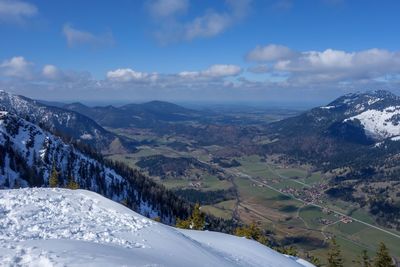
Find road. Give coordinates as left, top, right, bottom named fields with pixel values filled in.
left=228, top=167, right=400, bottom=240
left=197, top=156, right=400, bottom=240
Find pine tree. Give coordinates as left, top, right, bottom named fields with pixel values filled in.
left=327, top=237, right=344, bottom=267
left=234, top=222, right=268, bottom=245
left=373, top=242, right=394, bottom=267
left=279, top=246, right=298, bottom=256
left=191, top=203, right=205, bottom=230
left=306, top=252, right=322, bottom=267
left=66, top=175, right=79, bottom=190
left=358, top=250, right=371, bottom=267
left=176, top=218, right=191, bottom=229
left=49, top=164, right=59, bottom=188
left=176, top=203, right=205, bottom=230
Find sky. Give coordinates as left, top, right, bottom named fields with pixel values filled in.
left=0, top=0, right=400, bottom=106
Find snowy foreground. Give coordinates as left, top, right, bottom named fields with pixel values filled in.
left=0, top=188, right=313, bottom=267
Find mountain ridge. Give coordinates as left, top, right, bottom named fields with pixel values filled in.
left=0, top=111, right=191, bottom=223
left=62, top=99, right=201, bottom=128
left=0, top=90, right=135, bottom=153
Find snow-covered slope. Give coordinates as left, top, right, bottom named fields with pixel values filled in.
left=345, top=106, right=400, bottom=139
left=0, top=90, right=119, bottom=150
left=330, top=90, right=400, bottom=140
left=0, top=112, right=166, bottom=220
left=0, top=188, right=313, bottom=267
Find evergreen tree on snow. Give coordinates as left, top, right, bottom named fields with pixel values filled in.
left=49, top=164, right=59, bottom=188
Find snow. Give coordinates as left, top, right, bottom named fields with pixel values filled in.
left=0, top=188, right=313, bottom=267
left=367, top=97, right=382, bottom=105
left=345, top=106, right=400, bottom=139
left=391, top=136, right=400, bottom=141
left=320, top=105, right=335, bottom=109
left=80, top=133, right=93, bottom=140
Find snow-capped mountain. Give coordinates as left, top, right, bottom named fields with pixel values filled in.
left=0, top=90, right=127, bottom=151
left=0, top=188, right=313, bottom=267
left=323, top=90, right=400, bottom=140
left=263, top=90, right=400, bottom=169
left=0, top=111, right=188, bottom=222
left=269, top=90, right=400, bottom=143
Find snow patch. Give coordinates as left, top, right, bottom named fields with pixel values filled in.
left=391, top=136, right=400, bottom=141
left=320, top=105, right=335, bottom=110
left=345, top=106, right=400, bottom=139
left=80, top=133, right=93, bottom=140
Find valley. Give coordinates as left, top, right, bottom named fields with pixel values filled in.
left=106, top=140, right=400, bottom=264
left=94, top=91, right=400, bottom=264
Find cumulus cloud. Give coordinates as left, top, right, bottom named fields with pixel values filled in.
left=147, top=0, right=251, bottom=42
left=4, top=48, right=400, bottom=104
left=247, top=44, right=400, bottom=86
left=107, top=68, right=158, bottom=82
left=0, top=0, right=37, bottom=24
left=0, top=56, right=33, bottom=78
left=179, top=64, right=241, bottom=79
left=275, top=48, right=400, bottom=84
left=62, top=24, right=115, bottom=48
left=246, top=44, right=296, bottom=62
left=202, top=64, right=242, bottom=77
left=42, top=65, right=60, bottom=80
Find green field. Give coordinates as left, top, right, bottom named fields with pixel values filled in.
left=107, top=141, right=400, bottom=265
left=202, top=200, right=236, bottom=220
left=201, top=175, right=232, bottom=191
left=233, top=156, right=400, bottom=264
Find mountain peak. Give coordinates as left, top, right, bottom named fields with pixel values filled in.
left=327, top=89, right=399, bottom=108
left=362, top=89, right=398, bottom=99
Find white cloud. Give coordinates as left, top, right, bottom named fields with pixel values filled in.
left=184, top=12, right=231, bottom=40
left=178, top=71, right=199, bottom=78
left=5, top=47, right=400, bottom=104
left=246, top=44, right=295, bottom=62
left=62, top=24, right=114, bottom=48
left=0, top=56, right=32, bottom=78
left=185, top=0, right=250, bottom=40
left=147, top=0, right=188, bottom=18
left=202, top=64, right=242, bottom=77
left=2, top=54, right=400, bottom=103
left=42, top=65, right=60, bottom=80
left=0, top=0, right=37, bottom=24
left=106, top=68, right=158, bottom=82
left=246, top=44, right=400, bottom=86
left=179, top=64, right=241, bottom=79
left=274, top=48, right=400, bottom=83
left=148, top=0, right=251, bottom=42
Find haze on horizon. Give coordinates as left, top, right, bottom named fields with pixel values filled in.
left=0, top=0, right=400, bottom=106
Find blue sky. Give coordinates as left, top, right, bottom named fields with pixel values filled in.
left=0, top=0, right=400, bottom=105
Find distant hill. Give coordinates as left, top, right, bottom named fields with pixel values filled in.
left=63, top=100, right=201, bottom=128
